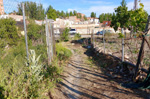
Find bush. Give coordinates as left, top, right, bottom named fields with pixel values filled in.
left=56, top=43, right=72, bottom=61
left=0, top=18, right=19, bottom=46
left=0, top=50, right=62, bottom=98
left=0, top=50, right=43, bottom=98
left=60, top=27, right=70, bottom=42
left=27, top=22, right=45, bottom=41
left=74, top=33, right=81, bottom=40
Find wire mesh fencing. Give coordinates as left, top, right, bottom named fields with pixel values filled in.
left=0, top=0, right=55, bottom=65
left=93, top=31, right=150, bottom=71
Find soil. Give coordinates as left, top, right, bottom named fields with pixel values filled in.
left=52, top=41, right=150, bottom=99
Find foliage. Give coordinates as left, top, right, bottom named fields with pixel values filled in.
left=69, top=11, right=73, bottom=16
left=0, top=16, right=73, bottom=98
left=0, top=18, right=19, bottom=46
left=17, top=1, right=45, bottom=20
left=0, top=50, right=43, bottom=98
left=60, top=11, right=66, bottom=18
left=27, top=21, right=45, bottom=40
left=60, top=27, right=70, bottom=41
left=46, top=5, right=57, bottom=20
left=74, top=33, right=81, bottom=40
left=66, top=11, right=70, bottom=18
left=84, top=15, right=87, bottom=21
left=111, top=0, right=130, bottom=31
left=56, top=43, right=72, bottom=61
left=91, top=12, right=96, bottom=18
left=118, top=33, right=125, bottom=38
left=73, top=10, right=77, bottom=16
left=0, top=47, right=68, bottom=98
left=129, top=3, right=148, bottom=32
left=99, top=13, right=112, bottom=23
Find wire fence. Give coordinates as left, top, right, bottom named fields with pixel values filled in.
left=93, top=21, right=150, bottom=73
left=0, top=0, right=55, bottom=65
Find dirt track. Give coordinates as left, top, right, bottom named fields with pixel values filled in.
left=52, top=42, right=150, bottom=99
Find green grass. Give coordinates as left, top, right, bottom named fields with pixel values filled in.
left=56, top=43, right=72, bottom=61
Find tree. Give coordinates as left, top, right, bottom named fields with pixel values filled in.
left=60, top=28, right=70, bottom=41
left=46, top=5, right=57, bottom=20
left=99, top=13, right=112, bottom=23
left=69, top=11, right=73, bottom=16
left=60, top=11, right=65, bottom=18
left=91, top=12, right=96, bottom=18
left=66, top=11, right=69, bottom=18
left=84, top=15, right=87, bottom=21
left=56, top=10, right=60, bottom=18
left=111, top=0, right=130, bottom=31
left=130, top=3, right=148, bottom=32
left=36, top=4, right=45, bottom=20
left=17, top=2, right=45, bottom=20
left=73, top=10, right=77, bottom=16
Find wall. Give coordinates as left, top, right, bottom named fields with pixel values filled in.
left=0, top=0, right=4, bottom=15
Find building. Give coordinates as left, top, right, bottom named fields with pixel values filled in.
left=77, top=13, right=85, bottom=18
left=102, top=21, right=111, bottom=26
left=87, top=17, right=99, bottom=24
left=68, top=16, right=80, bottom=24
left=0, top=0, right=4, bottom=15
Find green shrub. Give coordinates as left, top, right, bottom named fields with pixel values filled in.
left=56, top=43, right=72, bottom=61
left=60, top=27, right=70, bottom=42
left=0, top=18, right=19, bottom=46
left=27, top=22, right=45, bottom=41
left=118, top=33, right=125, bottom=38
left=0, top=50, right=62, bottom=98
left=74, top=33, right=81, bottom=40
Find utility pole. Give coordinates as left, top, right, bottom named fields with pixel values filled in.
left=22, top=3, right=29, bottom=61
left=134, top=0, right=138, bottom=10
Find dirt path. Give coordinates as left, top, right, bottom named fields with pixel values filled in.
left=52, top=42, right=150, bottom=99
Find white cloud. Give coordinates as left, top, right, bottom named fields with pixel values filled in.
left=83, top=5, right=117, bottom=16
left=72, top=0, right=150, bottom=17
left=139, top=0, right=150, bottom=14
left=82, top=0, right=112, bottom=4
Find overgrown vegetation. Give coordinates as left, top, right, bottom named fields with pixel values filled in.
left=60, top=27, right=70, bottom=42
left=74, top=33, right=81, bottom=40
left=56, top=43, right=72, bottom=61
left=0, top=18, right=72, bottom=98
left=0, top=18, right=19, bottom=46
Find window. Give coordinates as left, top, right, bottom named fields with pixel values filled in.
left=70, top=29, right=76, bottom=31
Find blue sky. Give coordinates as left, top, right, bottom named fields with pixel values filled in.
left=4, top=0, right=150, bottom=17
